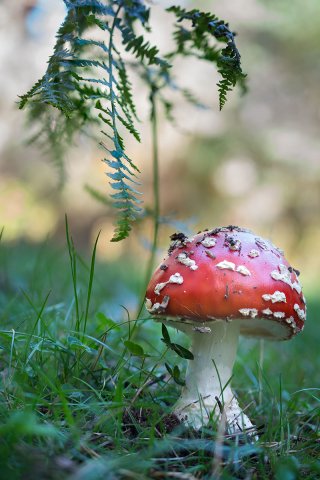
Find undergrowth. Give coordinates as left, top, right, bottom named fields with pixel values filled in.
left=0, top=232, right=319, bottom=479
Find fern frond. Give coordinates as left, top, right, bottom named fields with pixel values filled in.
left=74, top=37, right=109, bottom=54
left=64, top=0, right=114, bottom=16
left=167, top=6, right=247, bottom=110
left=217, top=77, right=233, bottom=110
left=84, top=184, right=112, bottom=206
left=19, top=0, right=247, bottom=241
left=120, top=25, right=167, bottom=67
left=117, top=60, right=138, bottom=120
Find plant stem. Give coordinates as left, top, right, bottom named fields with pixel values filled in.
left=135, top=88, right=160, bottom=321
left=259, top=339, right=264, bottom=406
left=149, top=88, right=160, bottom=278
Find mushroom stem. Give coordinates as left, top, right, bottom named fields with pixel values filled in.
left=171, top=320, right=256, bottom=435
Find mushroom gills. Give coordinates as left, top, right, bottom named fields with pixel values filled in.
left=239, top=317, right=296, bottom=339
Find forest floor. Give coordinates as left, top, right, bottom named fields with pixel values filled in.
left=0, top=236, right=319, bottom=479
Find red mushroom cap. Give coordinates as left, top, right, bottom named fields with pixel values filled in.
left=145, top=226, right=306, bottom=340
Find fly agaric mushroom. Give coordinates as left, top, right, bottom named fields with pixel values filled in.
left=145, top=226, right=306, bottom=435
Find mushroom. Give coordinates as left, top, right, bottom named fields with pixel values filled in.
left=145, top=226, right=306, bottom=435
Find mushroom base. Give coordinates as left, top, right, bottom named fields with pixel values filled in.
left=174, top=395, right=255, bottom=437
left=166, top=320, right=256, bottom=436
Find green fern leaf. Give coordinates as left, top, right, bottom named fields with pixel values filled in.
left=19, top=0, right=247, bottom=241
left=167, top=6, right=246, bottom=110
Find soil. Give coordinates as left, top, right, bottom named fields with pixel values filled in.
left=121, top=408, right=182, bottom=438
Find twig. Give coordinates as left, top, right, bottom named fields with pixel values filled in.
left=131, top=373, right=166, bottom=404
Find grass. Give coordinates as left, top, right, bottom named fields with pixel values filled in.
left=0, top=230, right=319, bottom=479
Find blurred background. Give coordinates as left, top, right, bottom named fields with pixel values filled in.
left=1, top=0, right=320, bottom=296
left=0, top=5, right=319, bottom=475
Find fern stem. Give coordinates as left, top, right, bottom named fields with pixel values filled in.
left=108, top=5, right=122, bottom=145
left=108, top=5, right=133, bottom=241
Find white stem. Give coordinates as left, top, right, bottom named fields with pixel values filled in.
left=170, top=320, right=256, bottom=435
